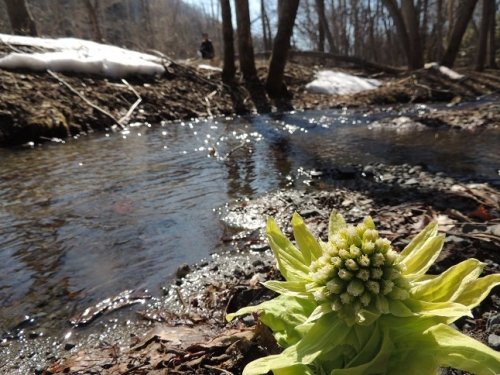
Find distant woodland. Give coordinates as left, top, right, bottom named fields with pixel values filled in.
left=0, top=0, right=498, bottom=71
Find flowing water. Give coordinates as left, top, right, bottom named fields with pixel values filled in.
left=0, top=105, right=499, bottom=342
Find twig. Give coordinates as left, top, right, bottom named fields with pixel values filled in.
left=204, top=90, right=217, bottom=117
left=222, top=141, right=247, bottom=160
left=46, top=69, right=124, bottom=129
left=119, top=79, right=142, bottom=125
left=204, top=365, right=234, bottom=374
left=175, top=287, right=187, bottom=309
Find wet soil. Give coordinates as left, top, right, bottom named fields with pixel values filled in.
left=1, top=43, right=499, bottom=374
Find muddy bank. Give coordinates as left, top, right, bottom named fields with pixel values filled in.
left=1, top=42, right=500, bottom=146
left=2, top=161, right=498, bottom=374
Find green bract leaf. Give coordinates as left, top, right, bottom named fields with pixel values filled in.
left=328, top=210, right=346, bottom=241
left=399, top=221, right=438, bottom=260
left=401, top=235, right=444, bottom=277
left=454, top=273, right=500, bottom=309
left=292, top=212, right=323, bottom=264
left=411, top=258, right=485, bottom=302
left=267, top=217, right=310, bottom=281
left=263, top=280, right=311, bottom=299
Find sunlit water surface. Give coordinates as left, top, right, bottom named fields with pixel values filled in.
left=0, top=106, right=498, bottom=339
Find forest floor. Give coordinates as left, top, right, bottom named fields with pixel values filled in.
left=0, top=50, right=499, bottom=374
left=0, top=47, right=500, bottom=145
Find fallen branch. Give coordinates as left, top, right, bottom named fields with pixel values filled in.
left=119, top=79, right=142, bottom=125
left=46, top=69, right=124, bottom=129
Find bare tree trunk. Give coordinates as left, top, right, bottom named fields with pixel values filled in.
left=221, top=0, right=236, bottom=84
left=234, top=0, right=258, bottom=81
left=83, top=0, right=103, bottom=42
left=316, top=0, right=336, bottom=53
left=441, top=0, right=479, bottom=67
left=3, top=0, right=37, bottom=36
left=266, top=0, right=300, bottom=98
left=476, top=0, right=491, bottom=70
left=260, top=0, right=272, bottom=51
left=487, top=0, right=497, bottom=68
left=401, top=0, right=424, bottom=68
left=382, top=0, right=413, bottom=67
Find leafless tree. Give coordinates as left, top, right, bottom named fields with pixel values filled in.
left=83, top=0, right=103, bottom=42
left=441, top=0, right=479, bottom=67
left=266, top=0, right=300, bottom=98
left=221, top=0, right=235, bottom=84
left=4, top=0, right=37, bottom=36
left=234, top=0, right=258, bottom=81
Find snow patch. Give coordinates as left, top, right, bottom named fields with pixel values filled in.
left=197, top=64, right=222, bottom=72
left=0, top=34, right=165, bottom=78
left=424, top=62, right=465, bottom=80
left=305, top=71, right=381, bottom=95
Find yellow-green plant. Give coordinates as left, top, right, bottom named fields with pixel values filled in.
left=227, top=211, right=500, bottom=375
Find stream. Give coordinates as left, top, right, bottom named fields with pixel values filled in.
left=0, top=103, right=499, bottom=351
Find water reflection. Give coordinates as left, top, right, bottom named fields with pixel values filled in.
left=0, top=107, right=498, bottom=338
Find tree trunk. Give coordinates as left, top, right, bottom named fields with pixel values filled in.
left=234, top=0, right=258, bottom=81
left=381, top=0, right=414, bottom=68
left=315, top=0, right=336, bottom=53
left=83, top=0, right=103, bottom=42
left=260, top=0, right=272, bottom=51
left=487, top=0, right=497, bottom=68
left=221, top=0, right=236, bottom=84
left=266, top=0, right=300, bottom=98
left=401, top=0, right=424, bottom=68
left=441, top=0, right=479, bottom=67
left=475, top=0, right=491, bottom=70
left=3, top=0, right=37, bottom=36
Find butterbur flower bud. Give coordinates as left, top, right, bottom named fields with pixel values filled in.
left=339, top=249, right=351, bottom=259
left=362, top=241, right=375, bottom=255
left=359, top=291, right=371, bottom=306
left=375, top=238, right=391, bottom=253
left=371, top=253, right=385, bottom=267
left=355, top=223, right=366, bottom=237
left=331, top=256, right=342, bottom=267
left=363, top=216, right=375, bottom=229
left=340, top=292, right=354, bottom=304
left=363, top=229, right=378, bottom=242
left=347, top=279, right=365, bottom=296
left=366, top=280, right=380, bottom=295
left=345, top=259, right=359, bottom=271
left=324, top=242, right=339, bottom=257
left=313, top=289, right=327, bottom=302
left=338, top=269, right=353, bottom=280
left=349, top=245, right=362, bottom=258
left=370, top=267, right=383, bottom=279
left=356, top=269, right=370, bottom=281
left=358, top=254, right=370, bottom=267
left=326, top=278, right=344, bottom=294
left=384, top=250, right=398, bottom=265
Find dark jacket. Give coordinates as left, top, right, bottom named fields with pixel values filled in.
left=199, top=40, right=214, bottom=59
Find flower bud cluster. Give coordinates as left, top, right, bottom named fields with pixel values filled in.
left=309, top=216, right=409, bottom=321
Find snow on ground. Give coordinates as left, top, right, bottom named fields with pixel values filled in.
left=305, top=70, right=381, bottom=95
left=197, top=64, right=222, bottom=72
left=0, top=34, right=165, bottom=78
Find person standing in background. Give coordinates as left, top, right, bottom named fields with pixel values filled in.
left=199, top=33, right=214, bottom=59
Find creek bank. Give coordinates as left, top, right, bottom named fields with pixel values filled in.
left=1, top=41, right=500, bottom=146
left=1, top=161, right=496, bottom=374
